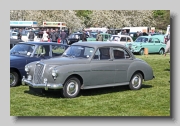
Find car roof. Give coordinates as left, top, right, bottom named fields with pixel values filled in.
left=137, top=36, right=151, bottom=38
left=17, top=41, right=69, bottom=46
left=72, top=41, right=128, bottom=48
left=112, top=35, right=130, bottom=37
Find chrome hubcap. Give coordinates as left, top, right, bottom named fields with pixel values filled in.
left=67, top=81, right=78, bottom=96
left=132, top=75, right=141, bottom=88
left=10, top=73, right=16, bottom=85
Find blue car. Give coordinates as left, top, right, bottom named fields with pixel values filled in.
left=10, top=42, right=69, bottom=87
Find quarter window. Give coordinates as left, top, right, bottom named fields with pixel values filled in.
left=154, top=38, right=160, bottom=43
left=113, top=47, right=131, bottom=59
left=127, top=37, right=131, bottom=42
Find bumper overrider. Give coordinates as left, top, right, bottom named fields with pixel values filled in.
left=22, top=76, right=63, bottom=90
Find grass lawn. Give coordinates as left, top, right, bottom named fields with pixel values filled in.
left=10, top=54, right=170, bottom=116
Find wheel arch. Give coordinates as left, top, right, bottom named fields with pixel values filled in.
left=10, top=67, right=21, bottom=79
left=128, top=70, right=145, bottom=81
left=64, top=74, right=83, bottom=86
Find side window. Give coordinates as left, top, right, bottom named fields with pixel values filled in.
left=149, top=38, right=154, bottom=43
left=120, top=37, right=126, bottom=41
left=113, top=47, right=131, bottom=59
left=52, top=45, right=65, bottom=57
left=93, top=47, right=110, bottom=60
left=105, top=35, right=108, bottom=39
left=127, top=37, right=131, bottom=42
left=154, top=38, right=160, bottom=43
left=35, top=45, right=50, bottom=57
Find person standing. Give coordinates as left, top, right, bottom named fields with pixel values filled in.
left=42, top=31, right=49, bottom=42
left=50, top=30, right=58, bottom=43
left=164, top=40, right=170, bottom=56
left=82, top=30, right=88, bottom=42
left=17, top=29, right=22, bottom=40
left=164, top=31, right=170, bottom=56
left=27, top=29, right=35, bottom=41
left=60, top=30, right=67, bottom=44
left=96, top=31, right=103, bottom=41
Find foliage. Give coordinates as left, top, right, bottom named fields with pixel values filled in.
left=153, top=10, right=170, bottom=30
left=10, top=10, right=170, bottom=31
left=10, top=54, right=170, bottom=116
left=74, top=10, right=93, bottom=27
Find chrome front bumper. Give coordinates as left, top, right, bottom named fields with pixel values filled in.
left=22, top=76, right=63, bottom=90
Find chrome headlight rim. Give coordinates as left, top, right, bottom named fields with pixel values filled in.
left=25, top=65, right=30, bottom=72
left=52, top=68, right=58, bottom=77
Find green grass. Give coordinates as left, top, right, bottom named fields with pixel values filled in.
left=10, top=54, right=170, bottom=116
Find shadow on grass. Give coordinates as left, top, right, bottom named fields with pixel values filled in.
left=164, top=68, right=170, bottom=71
left=24, top=84, right=153, bottom=98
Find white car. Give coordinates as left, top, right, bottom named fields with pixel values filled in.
left=107, top=35, right=134, bottom=46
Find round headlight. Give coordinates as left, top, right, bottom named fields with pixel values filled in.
left=52, top=68, right=58, bottom=77
left=25, top=65, right=30, bottom=72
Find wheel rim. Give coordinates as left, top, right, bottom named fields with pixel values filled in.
left=10, top=73, right=16, bottom=85
left=67, top=80, right=78, bottom=96
left=131, top=75, right=141, bottom=88
left=140, top=50, right=144, bottom=55
left=160, top=49, right=164, bottom=55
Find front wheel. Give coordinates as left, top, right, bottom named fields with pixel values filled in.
left=61, top=77, right=81, bottom=98
left=139, top=49, right=144, bottom=55
left=10, top=70, right=19, bottom=87
left=129, top=72, right=143, bottom=90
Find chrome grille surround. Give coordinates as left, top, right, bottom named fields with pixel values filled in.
left=33, top=62, right=46, bottom=84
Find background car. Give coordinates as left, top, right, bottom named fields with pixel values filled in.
left=22, top=42, right=155, bottom=98
left=86, top=33, right=111, bottom=41
left=66, top=33, right=89, bottom=45
left=126, top=36, right=166, bottom=55
left=108, top=35, right=133, bottom=46
left=10, top=38, right=24, bottom=49
left=10, top=42, right=69, bottom=87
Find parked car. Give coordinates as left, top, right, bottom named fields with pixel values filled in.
left=10, top=42, right=69, bottom=87
left=22, top=41, right=155, bottom=98
left=126, top=36, right=166, bottom=55
left=108, top=35, right=133, bottom=46
left=86, top=33, right=111, bottom=41
left=10, top=38, right=24, bottom=49
left=66, top=33, right=89, bottom=45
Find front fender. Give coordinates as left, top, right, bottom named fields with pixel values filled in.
left=45, top=63, right=90, bottom=85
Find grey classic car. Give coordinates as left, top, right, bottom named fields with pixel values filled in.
left=22, top=42, right=155, bottom=98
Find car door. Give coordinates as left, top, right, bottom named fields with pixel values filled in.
left=90, top=47, right=116, bottom=86
left=112, top=47, right=133, bottom=83
left=153, top=38, right=162, bottom=53
left=141, top=37, right=154, bottom=53
left=147, top=38, right=156, bottom=53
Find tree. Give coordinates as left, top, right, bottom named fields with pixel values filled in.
left=153, top=10, right=170, bottom=30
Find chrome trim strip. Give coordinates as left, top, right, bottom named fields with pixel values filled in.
left=82, top=82, right=129, bottom=89
left=22, top=78, right=63, bottom=90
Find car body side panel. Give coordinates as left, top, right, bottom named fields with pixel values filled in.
left=89, top=60, right=116, bottom=85
left=113, top=59, right=133, bottom=83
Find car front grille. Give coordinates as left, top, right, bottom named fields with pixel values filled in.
left=33, top=63, right=44, bottom=84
